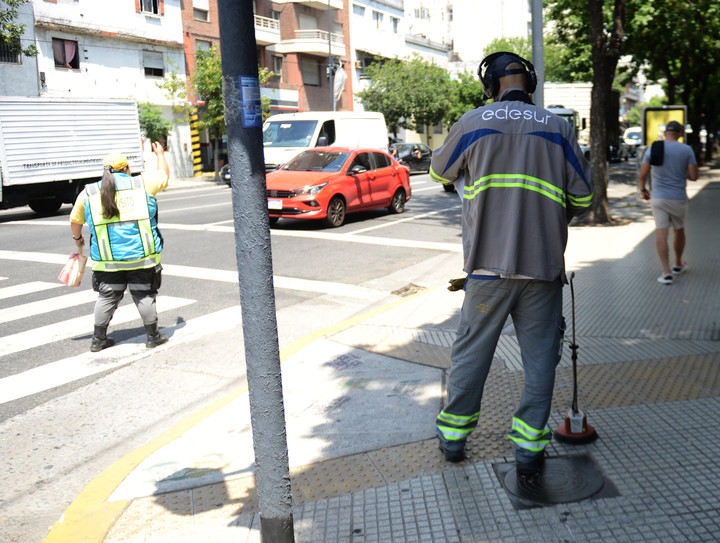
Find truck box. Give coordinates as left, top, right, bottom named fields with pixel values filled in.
left=0, top=97, right=144, bottom=213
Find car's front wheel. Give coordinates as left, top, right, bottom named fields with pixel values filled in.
left=388, top=188, right=406, bottom=214
left=324, top=196, right=346, bottom=227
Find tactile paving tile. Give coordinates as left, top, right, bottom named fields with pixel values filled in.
left=105, top=492, right=194, bottom=542
left=289, top=454, right=387, bottom=505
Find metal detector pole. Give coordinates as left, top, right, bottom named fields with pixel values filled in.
left=217, top=2, right=295, bottom=542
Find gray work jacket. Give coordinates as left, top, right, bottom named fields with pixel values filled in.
left=430, top=97, right=593, bottom=283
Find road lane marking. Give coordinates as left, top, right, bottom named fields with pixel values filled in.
left=0, top=280, right=61, bottom=300
left=0, top=305, right=242, bottom=405
left=0, top=251, right=395, bottom=299
left=5, top=221, right=462, bottom=252
left=162, top=264, right=385, bottom=300
left=349, top=206, right=460, bottom=235
left=0, top=295, right=194, bottom=358
left=0, top=289, right=97, bottom=324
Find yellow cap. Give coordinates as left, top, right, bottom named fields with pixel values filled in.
left=102, top=151, right=128, bottom=172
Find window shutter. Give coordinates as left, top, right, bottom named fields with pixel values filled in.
left=135, top=0, right=141, bottom=12
left=159, top=0, right=164, bottom=15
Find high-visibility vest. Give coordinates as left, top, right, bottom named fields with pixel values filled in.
left=84, top=173, right=162, bottom=271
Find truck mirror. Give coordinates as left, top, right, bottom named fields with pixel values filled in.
left=581, top=118, right=587, bottom=130
left=317, top=136, right=328, bottom=147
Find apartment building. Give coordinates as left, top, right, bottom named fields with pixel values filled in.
left=0, top=1, right=39, bottom=96
left=26, top=0, right=192, bottom=176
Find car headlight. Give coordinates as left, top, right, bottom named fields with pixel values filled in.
left=294, top=182, right=328, bottom=196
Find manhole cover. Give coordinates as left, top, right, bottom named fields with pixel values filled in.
left=495, top=455, right=617, bottom=509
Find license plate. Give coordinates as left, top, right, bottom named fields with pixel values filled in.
left=268, top=199, right=283, bottom=210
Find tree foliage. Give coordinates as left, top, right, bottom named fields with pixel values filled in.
left=356, top=56, right=452, bottom=136
left=191, top=46, right=225, bottom=138
left=445, top=71, right=486, bottom=128
left=137, top=102, right=171, bottom=143
left=0, top=0, right=37, bottom=57
left=623, top=0, right=720, bottom=161
left=545, top=0, right=628, bottom=225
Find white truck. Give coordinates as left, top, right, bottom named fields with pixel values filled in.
left=0, top=97, right=144, bottom=214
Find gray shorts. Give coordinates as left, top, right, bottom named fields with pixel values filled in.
left=651, top=198, right=688, bottom=230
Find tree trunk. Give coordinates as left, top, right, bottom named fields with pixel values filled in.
left=583, top=0, right=626, bottom=225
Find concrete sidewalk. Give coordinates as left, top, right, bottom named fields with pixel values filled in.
left=51, top=167, right=720, bottom=542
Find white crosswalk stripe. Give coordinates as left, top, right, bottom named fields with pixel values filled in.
left=0, top=281, right=62, bottom=300
left=0, top=289, right=97, bottom=324
left=0, top=306, right=242, bottom=404
left=0, top=295, right=195, bottom=358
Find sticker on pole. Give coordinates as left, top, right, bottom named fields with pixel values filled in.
left=240, top=76, right=262, bottom=128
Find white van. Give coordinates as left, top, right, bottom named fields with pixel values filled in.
left=262, top=111, right=388, bottom=171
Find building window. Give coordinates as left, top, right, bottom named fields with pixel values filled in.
left=271, top=10, right=281, bottom=21
left=52, top=38, right=79, bottom=69
left=300, top=57, right=319, bottom=86
left=140, top=0, right=161, bottom=15
left=143, top=50, right=164, bottom=77
left=414, top=8, right=429, bottom=19
left=196, top=39, right=212, bottom=51
left=193, top=8, right=209, bottom=21
left=0, top=37, right=22, bottom=64
left=391, top=17, right=399, bottom=33
left=353, top=4, right=365, bottom=16
left=272, top=56, right=283, bottom=82
left=372, top=11, right=383, bottom=28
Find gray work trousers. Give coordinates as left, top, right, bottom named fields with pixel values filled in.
left=92, top=265, right=162, bottom=328
left=437, top=276, right=565, bottom=463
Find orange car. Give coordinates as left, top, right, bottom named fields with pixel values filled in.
left=266, top=147, right=411, bottom=227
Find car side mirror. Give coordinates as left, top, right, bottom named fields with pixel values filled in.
left=316, top=136, right=328, bottom=147
left=350, top=164, right=367, bottom=174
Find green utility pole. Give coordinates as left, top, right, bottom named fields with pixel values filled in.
left=216, top=2, right=295, bottom=542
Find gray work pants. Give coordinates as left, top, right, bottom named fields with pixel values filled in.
left=92, top=265, right=162, bottom=328
left=437, top=276, right=565, bottom=463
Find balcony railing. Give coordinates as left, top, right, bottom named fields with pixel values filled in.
left=294, top=29, right=344, bottom=45
left=254, top=14, right=280, bottom=31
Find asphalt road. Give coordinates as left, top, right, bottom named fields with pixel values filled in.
left=0, top=171, right=466, bottom=543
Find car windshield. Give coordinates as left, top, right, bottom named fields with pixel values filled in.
left=283, top=151, right=350, bottom=172
left=263, top=120, right=318, bottom=148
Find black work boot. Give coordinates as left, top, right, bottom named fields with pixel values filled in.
left=90, top=325, right=115, bottom=352
left=144, top=321, right=169, bottom=348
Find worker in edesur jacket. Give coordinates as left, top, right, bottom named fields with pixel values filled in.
left=429, top=52, right=593, bottom=482
left=69, top=142, right=170, bottom=352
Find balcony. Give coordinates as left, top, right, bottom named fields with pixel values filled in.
left=271, top=0, right=343, bottom=10
left=254, top=14, right=280, bottom=46
left=271, top=29, right=345, bottom=57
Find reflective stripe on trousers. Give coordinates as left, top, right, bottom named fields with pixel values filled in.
left=436, top=277, right=564, bottom=461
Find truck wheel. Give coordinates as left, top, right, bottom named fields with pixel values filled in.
left=443, top=183, right=456, bottom=193
left=29, top=198, right=62, bottom=214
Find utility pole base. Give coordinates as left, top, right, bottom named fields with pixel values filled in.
left=261, top=515, right=295, bottom=543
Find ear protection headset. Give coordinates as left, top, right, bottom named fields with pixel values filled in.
left=478, top=52, right=537, bottom=99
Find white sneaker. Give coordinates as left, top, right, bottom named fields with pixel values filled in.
left=672, top=261, right=689, bottom=275
left=657, top=274, right=673, bottom=285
